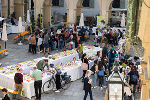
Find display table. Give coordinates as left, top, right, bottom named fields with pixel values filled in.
left=6, top=24, right=25, bottom=34
left=0, top=49, right=96, bottom=99
left=83, top=46, right=102, bottom=57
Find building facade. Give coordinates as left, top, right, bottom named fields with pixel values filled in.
left=1, top=0, right=127, bottom=27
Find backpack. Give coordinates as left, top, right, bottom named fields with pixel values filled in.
left=131, top=72, right=138, bottom=83
left=14, top=75, right=20, bottom=84
left=55, top=67, right=62, bottom=75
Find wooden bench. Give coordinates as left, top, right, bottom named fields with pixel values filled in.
left=0, top=86, right=18, bottom=94
left=0, top=49, right=8, bottom=54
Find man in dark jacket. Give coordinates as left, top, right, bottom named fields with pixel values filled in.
left=102, top=43, right=108, bottom=58
left=83, top=70, right=93, bottom=100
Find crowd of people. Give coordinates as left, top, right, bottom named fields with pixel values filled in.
left=0, top=24, right=142, bottom=100
left=28, top=26, right=90, bottom=56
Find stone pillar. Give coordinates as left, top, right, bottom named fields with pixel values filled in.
left=33, top=0, right=44, bottom=23
left=14, top=1, right=24, bottom=20
left=66, top=0, right=79, bottom=25
left=1, top=0, right=14, bottom=18
left=98, top=0, right=113, bottom=24
left=67, top=8, right=77, bottom=24
left=43, top=5, right=52, bottom=27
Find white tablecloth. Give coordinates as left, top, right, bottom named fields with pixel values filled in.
left=0, top=48, right=97, bottom=99
left=0, top=61, right=83, bottom=99
left=83, top=46, right=102, bottom=57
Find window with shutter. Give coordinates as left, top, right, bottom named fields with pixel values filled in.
left=59, top=0, right=64, bottom=7
left=89, top=0, right=94, bottom=8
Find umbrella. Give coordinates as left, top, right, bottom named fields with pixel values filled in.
left=27, top=10, right=31, bottom=24
left=18, top=17, right=23, bottom=45
left=0, top=17, right=5, bottom=21
left=18, top=17, right=23, bottom=33
left=2, top=23, right=8, bottom=49
left=121, top=13, right=126, bottom=27
left=79, top=13, right=84, bottom=27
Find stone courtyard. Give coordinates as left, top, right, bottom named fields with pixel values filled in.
left=0, top=34, right=141, bottom=100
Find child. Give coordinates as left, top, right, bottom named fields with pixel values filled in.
left=0, top=88, right=10, bottom=100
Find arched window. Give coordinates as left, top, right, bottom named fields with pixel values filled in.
left=112, top=0, right=120, bottom=8
left=83, top=0, right=90, bottom=7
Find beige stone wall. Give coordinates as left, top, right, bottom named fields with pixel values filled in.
left=138, top=0, right=150, bottom=63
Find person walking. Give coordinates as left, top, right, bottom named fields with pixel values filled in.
left=14, top=68, right=23, bottom=100
left=128, top=66, right=139, bottom=93
left=90, top=60, right=98, bottom=88
left=31, top=67, right=42, bottom=100
left=83, top=70, right=93, bottom=100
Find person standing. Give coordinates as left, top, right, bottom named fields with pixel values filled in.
left=37, top=36, right=43, bottom=53
left=108, top=45, right=115, bottom=74
left=102, top=43, right=108, bottom=59
left=31, top=34, right=36, bottom=54
left=31, top=67, right=42, bottom=100
left=14, top=68, right=23, bottom=100
left=90, top=60, right=98, bottom=88
left=128, top=66, right=139, bottom=93
left=83, top=70, right=93, bottom=100
left=43, top=32, right=50, bottom=55
left=28, top=34, right=32, bottom=53
left=81, top=53, right=89, bottom=81
left=36, top=59, right=49, bottom=71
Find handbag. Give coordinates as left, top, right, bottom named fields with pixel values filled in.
left=81, top=59, right=88, bottom=70
left=98, top=69, right=104, bottom=76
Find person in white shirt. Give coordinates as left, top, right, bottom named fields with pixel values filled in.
left=37, top=36, right=43, bottom=53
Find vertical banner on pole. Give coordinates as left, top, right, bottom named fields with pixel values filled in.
left=97, top=16, right=105, bottom=28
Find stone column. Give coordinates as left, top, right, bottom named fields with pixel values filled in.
left=14, top=1, right=24, bottom=20
left=43, top=5, right=52, bottom=27
left=33, top=0, right=44, bottom=23
left=98, top=0, right=113, bottom=24
left=66, top=0, right=79, bottom=25
left=1, top=0, right=14, bottom=18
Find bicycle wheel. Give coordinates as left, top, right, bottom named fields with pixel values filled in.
left=43, top=80, right=55, bottom=94
left=62, top=77, right=71, bottom=90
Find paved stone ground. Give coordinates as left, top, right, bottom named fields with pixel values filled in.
left=0, top=34, right=141, bottom=100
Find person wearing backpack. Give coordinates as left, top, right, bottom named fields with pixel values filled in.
left=14, top=68, right=23, bottom=100
left=97, top=61, right=105, bottom=89
left=128, top=66, right=139, bottom=93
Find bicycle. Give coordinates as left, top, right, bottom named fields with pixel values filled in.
left=43, top=72, right=71, bottom=94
